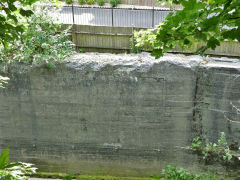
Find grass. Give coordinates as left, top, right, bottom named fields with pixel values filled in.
left=32, top=171, right=235, bottom=180
left=33, top=172, right=156, bottom=180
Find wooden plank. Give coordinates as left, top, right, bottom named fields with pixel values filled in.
left=64, top=25, right=240, bottom=57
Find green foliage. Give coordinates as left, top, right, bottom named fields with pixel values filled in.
left=77, top=48, right=84, bottom=53
left=0, top=148, right=37, bottom=180
left=0, top=0, right=41, bottom=48
left=192, top=137, right=202, bottom=149
left=66, top=0, right=73, bottom=4
left=0, top=76, right=9, bottom=88
left=153, top=165, right=221, bottom=180
left=160, top=165, right=200, bottom=180
left=97, top=0, right=106, bottom=6
left=78, top=0, right=86, bottom=5
left=130, top=36, right=141, bottom=54
left=135, top=0, right=240, bottom=58
left=0, top=148, right=9, bottom=169
left=192, top=132, right=232, bottom=162
left=87, top=0, right=95, bottom=5
left=110, top=0, right=121, bottom=7
left=0, top=8, right=74, bottom=66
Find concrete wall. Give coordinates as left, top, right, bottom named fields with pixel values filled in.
left=0, top=53, right=239, bottom=176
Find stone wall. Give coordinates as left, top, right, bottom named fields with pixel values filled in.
left=0, top=53, right=239, bottom=176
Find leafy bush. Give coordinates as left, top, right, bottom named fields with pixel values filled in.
left=110, top=0, right=120, bottom=7
left=160, top=165, right=200, bottom=180
left=192, top=132, right=232, bottom=162
left=78, top=0, right=86, bottom=5
left=87, top=0, right=95, bottom=5
left=66, top=0, right=73, bottom=4
left=0, top=8, right=74, bottom=67
left=97, top=0, right=105, bottom=6
left=153, top=165, right=219, bottom=180
left=130, top=36, right=141, bottom=54
left=0, top=148, right=37, bottom=180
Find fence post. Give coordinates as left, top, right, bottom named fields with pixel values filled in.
left=72, top=4, right=75, bottom=25
left=111, top=7, right=114, bottom=27
left=71, top=4, right=77, bottom=50
left=152, top=7, right=155, bottom=28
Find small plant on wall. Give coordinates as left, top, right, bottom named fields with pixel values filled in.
left=87, top=0, right=95, bottom=5
left=78, top=0, right=86, bottom=5
left=192, top=132, right=233, bottom=163
left=110, top=0, right=120, bottom=7
left=66, top=0, right=73, bottom=4
left=97, top=0, right=105, bottom=6
left=0, top=76, right=9, bottom=88
left=130, top=36, right=141, bottom=54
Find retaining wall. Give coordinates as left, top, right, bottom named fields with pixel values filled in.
left=0, top=53, right=239, bottom=176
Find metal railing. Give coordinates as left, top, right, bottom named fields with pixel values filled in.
left=51, top=5, right=172, bottom=28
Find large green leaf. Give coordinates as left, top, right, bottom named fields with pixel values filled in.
left=136, top=0, right=240, bottom=58
left=0, top=148, right=9, bottom=169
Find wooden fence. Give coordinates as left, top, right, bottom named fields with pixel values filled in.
left=65, top=24, right=240, bottom=57
left=70, top=25, right=139, bottom=50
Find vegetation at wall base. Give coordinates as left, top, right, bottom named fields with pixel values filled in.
left=135, top=0, right=240, bottom=58
left=0, top=148, right=37, bottom=180
left=110, top=0, right=121, bottom=7
left=33, top=170, right=229, bottom=180
left=154, top=165, right=227, bottom=180
left=97, top=0, right=106, bottom=6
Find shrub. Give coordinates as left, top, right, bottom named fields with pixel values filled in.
left=66, top=0, right=73, bottom=4
left=87, top=0, right=95, bottom=5
left=78, top=0, right=86, bottom=5
left=97, top=0, right=105, bottom=6
left=161, top=165, right=200, bottom=180
left=192, top=132, right=232, bottom=162
left=0, top=8, right=74, bottom=66
left=130, top=36, right=141, bottom=54
left=154, top=165, right=219, bottom=180
left=110, top=0, right=120, bottom=7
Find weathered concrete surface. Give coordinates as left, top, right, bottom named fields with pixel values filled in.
left=0, top=53, right=239, bottom=176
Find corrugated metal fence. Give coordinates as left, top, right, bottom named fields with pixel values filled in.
left=55, top=5, right=240, bottom=57
left=52, top=5, right=171, bottom=28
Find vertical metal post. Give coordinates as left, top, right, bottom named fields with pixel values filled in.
left=71, top=4, right=76, bottom=50
left=111, top=7, right=114, bottom=27
left=152, top=6, right=155, bottom=28
left=131, top=0, right=134, bottom=29
left=72, top=4, right=75, bottom=25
